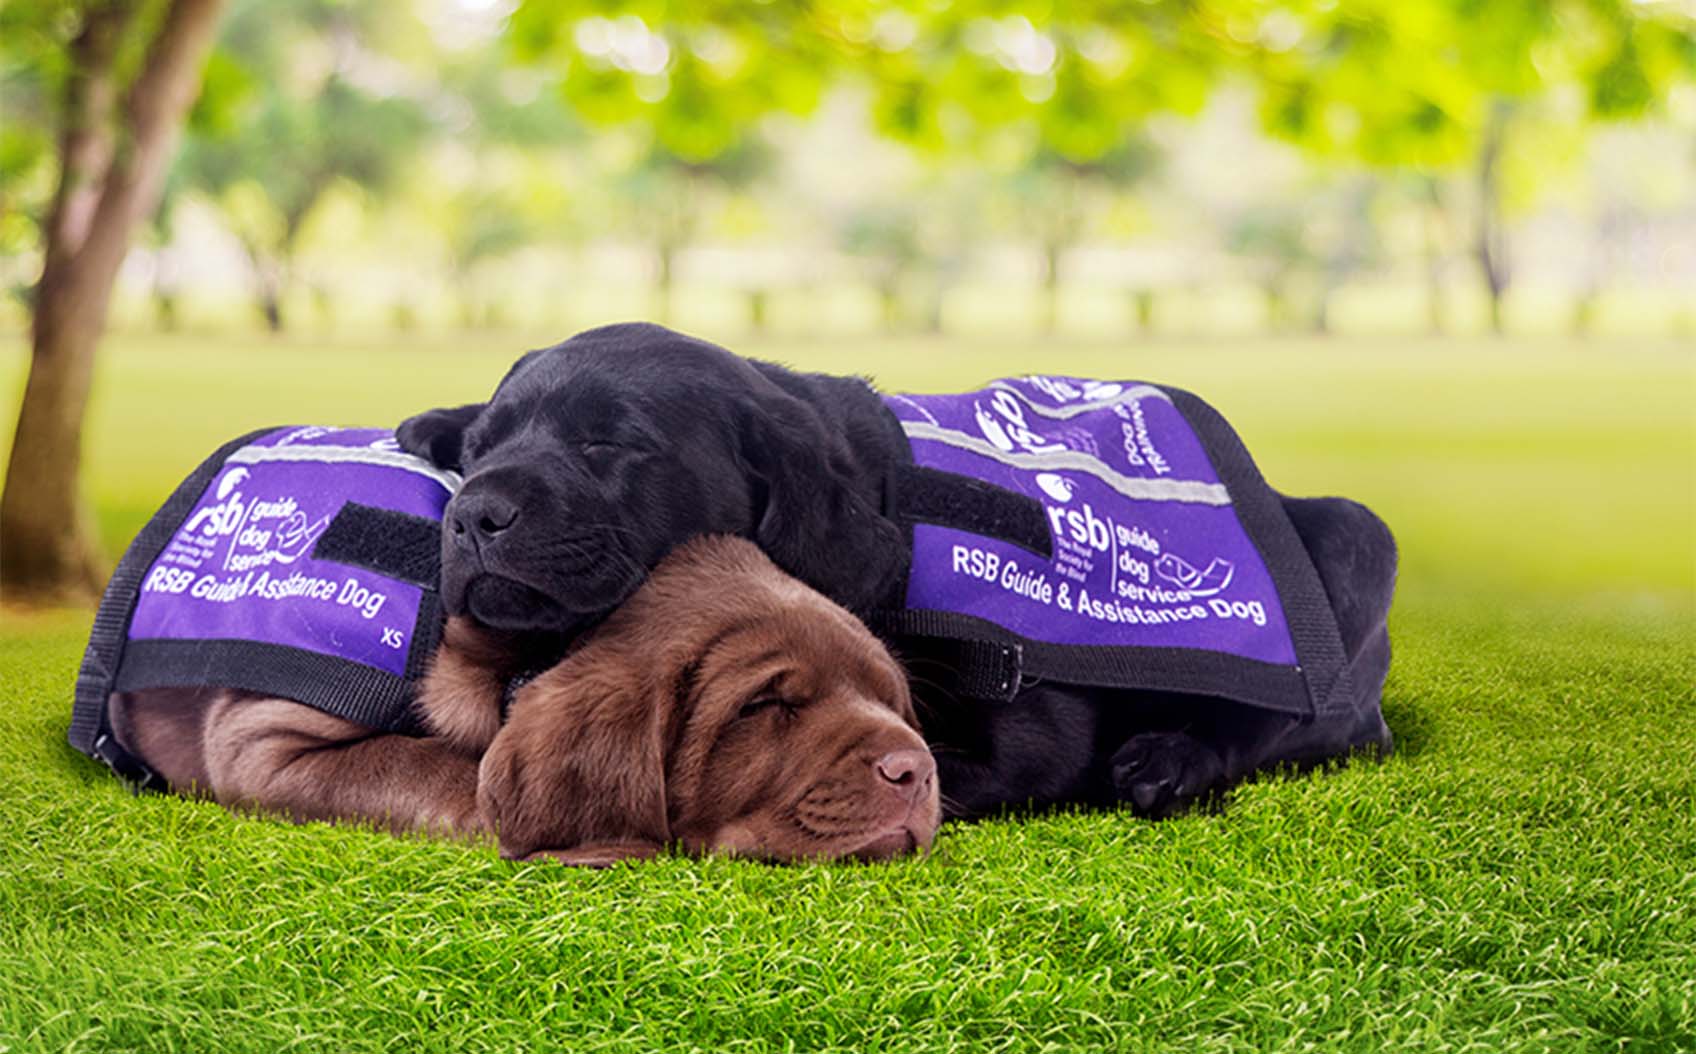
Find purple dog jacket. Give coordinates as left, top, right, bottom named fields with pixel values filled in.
left=69, top=427, right=455, bottom=785
left=879, top=377, right=1354, bottom=719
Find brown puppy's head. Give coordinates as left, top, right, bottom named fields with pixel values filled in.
left=476, top=535, right=938, bottom=866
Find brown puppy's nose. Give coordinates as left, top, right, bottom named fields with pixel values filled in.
left=874, top=749, right=936, bottom=803
left=450, top=492, right=520, bottom=550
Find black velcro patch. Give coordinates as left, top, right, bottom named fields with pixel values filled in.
left=313, top=502, right=442, bottom=587
left=894, top=464, right=1053, bottom=559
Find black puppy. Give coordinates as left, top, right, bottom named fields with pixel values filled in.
left=400, top=323, right=1395, bottom=819
left=400, top=327, right=907, bottom=634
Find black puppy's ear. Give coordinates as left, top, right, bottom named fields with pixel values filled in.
left=740, top=398, right=907, bottom=614
left=396, top=402, right=485, bottom=473
left=476, top=657, right=670, bottom=867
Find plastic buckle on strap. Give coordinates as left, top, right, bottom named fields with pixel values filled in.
left=92, top=733, right=168, bottom=794
left=946, top=640, right=1024, bottom=703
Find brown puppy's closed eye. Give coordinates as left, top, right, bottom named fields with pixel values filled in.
left=473, top=535, right=940, bottom=866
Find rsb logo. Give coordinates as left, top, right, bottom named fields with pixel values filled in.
left=182, top=468, right=250, bottom=538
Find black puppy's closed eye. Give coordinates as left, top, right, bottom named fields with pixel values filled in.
left=578, top=440, right=626, bottom=474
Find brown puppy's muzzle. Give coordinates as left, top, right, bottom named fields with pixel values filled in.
left=875, top=748, right=936, bottom=804
left=737, top=707, right=941, bottom=863
left=849, top=748, right=940, bottom=861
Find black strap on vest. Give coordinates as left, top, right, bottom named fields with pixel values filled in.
left=892, top=464, right=1053, bottom=558
left=874, top=386, right=1356, bottom=720
left=878, top=463, right=1047, bottom=703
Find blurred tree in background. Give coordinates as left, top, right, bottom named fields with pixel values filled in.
left=425, top=51, right=580, bottom=328
left=177, top=2, right=430, bottom=329
left=859, top=5, right=1212, bottom=332
left=506, top=1, right=840, bottom=322
left=1248, top=0, right=1696, bottom=331
left=177, top=0, right=432, bottom=331
left=2, top=0, right=226, bottom=602
left=1, top=0, right=1693, bottom=600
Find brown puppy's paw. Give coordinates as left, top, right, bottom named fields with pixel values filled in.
left=1111, top=732, right=1226, bottom=819
left=415, top=616, right=512, bottom=755
left=517, top=843, right=663, bottom=868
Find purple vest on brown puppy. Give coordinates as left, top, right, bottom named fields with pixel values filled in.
left=70, top=427, right=452, bottom=787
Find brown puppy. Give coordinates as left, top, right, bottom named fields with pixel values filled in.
left=109, top=536, right=940, bottom=865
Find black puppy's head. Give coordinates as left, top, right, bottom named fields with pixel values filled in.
left=398, top=323, right=905, bottom=635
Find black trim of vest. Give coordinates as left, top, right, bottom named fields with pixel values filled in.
left=873, top=607, right=1313, bottom=714
left=1161, top=386, right=1353, bottom=719
left=112, top=639, right=425, bottom=734
left=874, top=384, right=1356, bottom=719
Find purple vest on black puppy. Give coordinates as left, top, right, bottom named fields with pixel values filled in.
left=69, top=426, right=455, bottom=788
left=879, top=376, right=1355, bottom=720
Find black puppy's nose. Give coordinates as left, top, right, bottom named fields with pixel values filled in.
left=874, top=749, right=936, bottom=804
left=450, top=491, right=520, bottom=547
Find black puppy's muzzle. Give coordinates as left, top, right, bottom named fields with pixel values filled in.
left=440, top=468, right=644, bottom=632
left=448, top=489, right=520, bottom=556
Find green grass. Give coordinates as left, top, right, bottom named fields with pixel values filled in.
left=2, top=332, right=1694, bottom=1052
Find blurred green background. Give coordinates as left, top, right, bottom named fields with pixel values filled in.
left=4, top=0, right=1696, bottom=341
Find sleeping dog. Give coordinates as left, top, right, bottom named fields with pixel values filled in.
left=399, top=322, right=1397, bottom=820
left=107, top=535, right=940, bottom=864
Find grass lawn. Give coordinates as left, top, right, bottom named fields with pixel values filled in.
left=2, top=331, right=1693, bottom=1052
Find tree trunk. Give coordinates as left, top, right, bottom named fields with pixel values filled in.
left=1570, top=289, right=1598, bottom=336
left=1041, top=241, right=1063, bottom=335
left=1474, top=100, right=1513, bottom=336
left=152, top=252, right=181, bottom=332
left=878, top=280, right=901, bottom=334
left=922, top=278, right=945, bottom=334
left=260, top=289, right=283, bottom=333
left=0, top=0, right=227, bottom=603
left=311, top=281, right=335, bottom=333
left=1421, top=176, right=1448, bottom=335
left=747, top=289, right=769, bottom=333
left=1129, top=288, right=1155, bottom=334
left=1310, top=288, right=1332, bottom=335
left=1572, top=206, right=1625, bottom=337
left=655, top=242, right=675, bottom=325
left=1262, top=276, right=1290, bottom=331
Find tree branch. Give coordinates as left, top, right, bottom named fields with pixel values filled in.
left=74, top=0, right=228, bottom=281
left=42, top=1, right=135, bottom=264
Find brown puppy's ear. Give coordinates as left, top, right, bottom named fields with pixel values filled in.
left=476, top=660, right=669, bottom=866
left=396, top=402, right=485, bottom=473
left=739, top=397, right=907, bottom=614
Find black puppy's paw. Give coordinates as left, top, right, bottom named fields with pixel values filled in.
left=1111, top=732, right=1226, bottom=819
